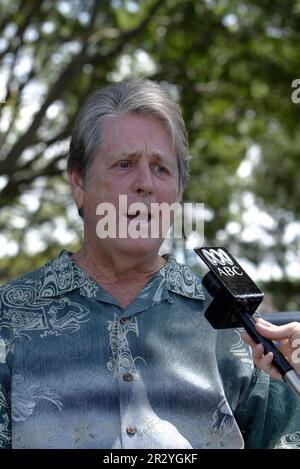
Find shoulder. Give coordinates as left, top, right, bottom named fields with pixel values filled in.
left=0, top=251, right=67, bottom=306
left=0, top=265, right=48, bottom=358
left=0, top=266, right=41, bottom=301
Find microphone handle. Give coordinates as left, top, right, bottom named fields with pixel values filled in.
left=238, top=310, right=300, bottom=397
left=240, top=309, right=300, bottom=398
left=238, top=309, right=292, bottom=376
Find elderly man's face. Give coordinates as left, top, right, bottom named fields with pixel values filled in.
left=71, top=113, right=179, bottom=258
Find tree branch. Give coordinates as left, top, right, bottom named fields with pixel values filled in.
left=90, top=0, right=164, bottom=65
left=0, top=0, right=102, bottom=176
left=0, top=0, right=44, bottom=61
left=0, top=153, right=67, bottom=208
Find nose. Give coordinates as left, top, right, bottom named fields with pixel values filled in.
left=132, top=159, right=155, bottom=195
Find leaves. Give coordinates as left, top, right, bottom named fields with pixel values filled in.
left=1, top=0, right=300, bottom=308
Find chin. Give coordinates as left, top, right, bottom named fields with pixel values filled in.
left=114, top=237, right=162, bottom=257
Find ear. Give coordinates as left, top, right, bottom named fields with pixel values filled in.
left=68, top=169, right=85, bottom=213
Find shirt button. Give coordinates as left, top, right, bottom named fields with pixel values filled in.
left=120, top=318, right=129, bottom=325
left=126, top=426, right=137, bottom=436
left=123, top=372, right=133, bottom=382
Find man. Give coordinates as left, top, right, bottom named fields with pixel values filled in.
left=1, top=78, right=300, bottom=449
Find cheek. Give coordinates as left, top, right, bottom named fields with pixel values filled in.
left=86, top=178, right=115, bottom=203
left=157, top=181, right=179, bottom=203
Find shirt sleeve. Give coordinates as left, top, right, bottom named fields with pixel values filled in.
left=0, top=288, right=12, bottom=449
left=235, top=370, right=300, bottom=449
left=216, top=327, right=300, bottom=449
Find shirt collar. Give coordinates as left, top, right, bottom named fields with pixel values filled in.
left=160, top=253, right=205, bottom=300
left=37, top=250, right=205, bottom=302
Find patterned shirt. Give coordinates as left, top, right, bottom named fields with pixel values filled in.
left=0, top=250, right=299, bottom=449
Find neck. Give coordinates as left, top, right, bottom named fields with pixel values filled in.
left=72, top=243, right=165, bottom=287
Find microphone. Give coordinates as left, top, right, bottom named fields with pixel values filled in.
left=194, top=246, right=300, bottom=398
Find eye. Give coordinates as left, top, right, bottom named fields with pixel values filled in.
left=152, top=165, right=168, bottom=175
left=119, top=160, right=132, bottom=169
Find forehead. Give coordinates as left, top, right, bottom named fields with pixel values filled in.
left=100, top=113, right=174, bottom=155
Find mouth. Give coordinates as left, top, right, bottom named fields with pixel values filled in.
left=126, top=210, right=151, bottom=222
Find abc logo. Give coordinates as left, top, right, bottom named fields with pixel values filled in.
left=202, top=249, right=243, bottom=277
left=202, top=249, right=234, bottom=266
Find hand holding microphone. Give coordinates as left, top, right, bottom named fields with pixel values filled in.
left=195, top=246, right=300, bottom=398
left=242, top=317, right=300, bottom=380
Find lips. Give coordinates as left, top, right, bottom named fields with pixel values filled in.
left=126, top=210, right=151, bottom=222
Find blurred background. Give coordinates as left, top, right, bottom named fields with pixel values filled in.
left=1, top=0, right=300, bottom=312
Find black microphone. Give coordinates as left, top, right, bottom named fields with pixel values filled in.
left=194, top=246, right=300, bottom=398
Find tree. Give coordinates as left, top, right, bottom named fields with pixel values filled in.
left=1, top=0, right=300, bottom=309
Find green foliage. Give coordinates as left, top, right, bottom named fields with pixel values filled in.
left=1, top=0, right=300, bottom=310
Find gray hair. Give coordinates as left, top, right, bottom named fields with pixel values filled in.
left=68, top=78, right=191, bottom=198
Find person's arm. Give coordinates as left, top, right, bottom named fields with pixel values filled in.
left=0, top=290, right=12, bottom=449
left=216, top=321, right=300, bottom=448
left=236, top=318, right=300, bottom=448
left=235, top=366, right=300, bottom=449
left=0, top=363, right=11, bottom=448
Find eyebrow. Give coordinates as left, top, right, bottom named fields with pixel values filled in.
left=118, top=151, right=140, bottom=160
left=117, top=150, right=175, bottom=165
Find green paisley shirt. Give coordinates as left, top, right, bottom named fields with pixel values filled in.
left=0, top=250, right=299, bottom=449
